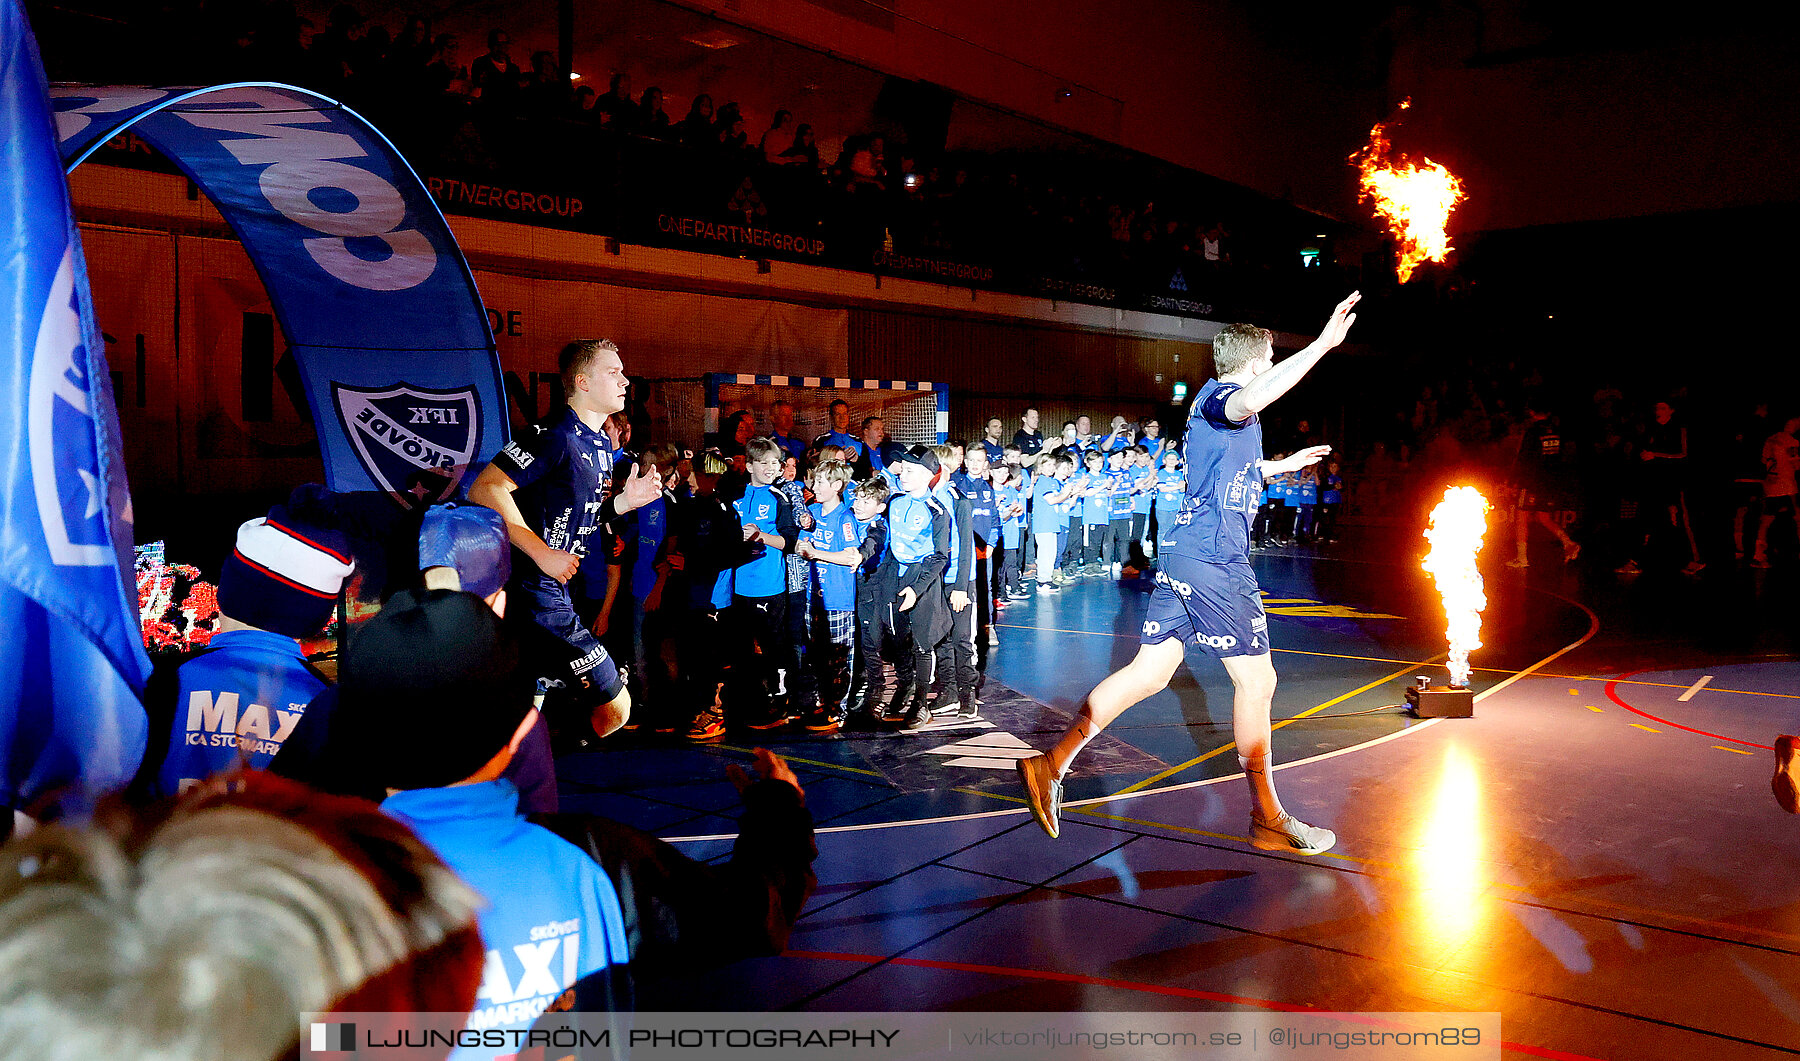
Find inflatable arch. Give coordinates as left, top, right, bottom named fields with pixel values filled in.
left=51, top=82, right=507, bottom=506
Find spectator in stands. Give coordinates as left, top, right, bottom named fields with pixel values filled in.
left=779, top=123, right=819, bottom=170
left=150, top=499, right=354, bottom=797
left=469, top=28, right=520, bottom=109
left=677, top=93, right=714, bottom=148
left=638, top=86, right=672, bottom=138
left=597, top=72, right=636, bottom=131
left=570, top=84, right=598, bottom=122
left=523, top=50, right=566, bottom=117
left=1014, top=406, right=1044, bottom=456
left=760, top=110, right=799, bottom=166
left=0, top=771, right=485, bottom=1061
left=715, top=101, right=749, bottom=155
left=424, top=33, right=471, bottom=98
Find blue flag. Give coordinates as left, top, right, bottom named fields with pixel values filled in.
left=0, top=0, right=151, bottom=816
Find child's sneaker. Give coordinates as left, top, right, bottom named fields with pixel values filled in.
left=1036, top=581, right=1059, bottom=594
left=1250, top=812, right=1336, bottom=854
left=899, top=689, right=934, bottom=730
left=745, top=709, right=795, bottom=731
left=685, top=706, right=726, bottom=742
left=803, top=709, right=844, bottom=734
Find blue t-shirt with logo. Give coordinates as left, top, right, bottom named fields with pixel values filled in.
left=1164, top=379, right=1263, bottom=564
left=1154, top=466, right=1186, bottom=516
left=733, top=483, right=786, bottom=598
left=953, top=471, right=1000, bottom=548
left=1296, top=471, right=1318, bottom=505
left=628, top=496, right=667, bottom=601
left=995, top=483, right=1025, bottom=548
left=1131, top=468, right=1155, bottom=514
left=384, top=781, right=629, bottom=1053
left=1030, top=474, right=1066, bottom=534
left=807, top=501, right=862, bottom=612
left=1080, top=470, right=1110, bottom=525
left=1322, top=473, right=1344, bottom=505
left=156, top=629, right=325, bottom=797
left=887, top=492, right=943, bottom=574
left=1107, top=468, right=1136, bottom=519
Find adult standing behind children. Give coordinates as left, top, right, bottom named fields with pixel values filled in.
left=1013, top=407, right=1045, bottom=457
left=1017, top=294, right=1360, bottom=852
left=470, top=339, right=663, bottom=744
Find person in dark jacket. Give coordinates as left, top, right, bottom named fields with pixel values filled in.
left=878, top=446, right=952, bottom=729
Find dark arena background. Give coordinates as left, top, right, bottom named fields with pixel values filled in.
left=7, top=1, right=1800, bottom=1059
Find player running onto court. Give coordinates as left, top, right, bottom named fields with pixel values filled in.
left=1017, top=293, right=1360, bottom=853
left=471, top=338, right=663, bottom=740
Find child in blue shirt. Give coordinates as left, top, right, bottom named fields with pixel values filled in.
left=1078, top=449, right=1111, bottom=576
left=1152, top=447, right=1185, bottom=559
left=1129, top=444, right=1156, bottom=562
left=732, top=438, right=801, bottom=729
left=992, top=463, right=1027, bottom=600
left=796, top=460, right=860, bottom=732
left=1104, top=449, right=1137, bottom=578
left=1031, top=452, right=1076, bottom=592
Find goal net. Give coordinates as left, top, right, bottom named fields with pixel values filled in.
left=647, top=374, right=948, bottom=449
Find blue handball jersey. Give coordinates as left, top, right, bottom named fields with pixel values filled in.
left=733, top=483, right=787, bottom=597
left=384, top=781, right=629, bottom=1051
left=1154, top=467, right=1185, bottom=514
left=807, top=501, right=862, bottom=612
left=489, top=407, right=615, bottom=595
left=1164, top=379, right=1263, bottom=564
left=1030, top=474, right=1065, bottom=534
left=155, top=629, right=326, bottom=796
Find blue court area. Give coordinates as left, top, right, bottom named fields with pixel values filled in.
left=562, top=533, right=1800, bottom=1060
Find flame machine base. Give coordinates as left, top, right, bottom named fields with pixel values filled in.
left=1406, top=683, right=1474, bottom=718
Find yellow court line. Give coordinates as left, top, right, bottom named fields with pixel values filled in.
left=1586, top=705, right=1604, bottom=712
left=1714, top=746, right=1755, bottom=755
left=714, top=742, right=887, bottom=779
left=1629, top=724, right=1661, bottom=733
left=1109, top=656, right=1442, bottom=796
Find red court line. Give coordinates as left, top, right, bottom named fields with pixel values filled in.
left=1603, top=671, right=1774, bottom=750
left=785, top=950, right=1604, bottom=1060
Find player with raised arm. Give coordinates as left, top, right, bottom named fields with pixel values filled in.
left=1017, top=293, right=1360, bottom=851
left=470, top=338, right=663, bottom=742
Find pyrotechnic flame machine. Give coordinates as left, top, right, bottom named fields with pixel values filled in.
left=1409, top=485, right=1491, bottom=717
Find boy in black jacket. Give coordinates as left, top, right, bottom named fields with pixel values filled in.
left=879, top=446, right=953, bottom=730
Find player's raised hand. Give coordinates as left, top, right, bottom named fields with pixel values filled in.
left=1289, top=444, right=1332, bottom=470
left=619, top=461, right=663, bottom=510
left=1317, top=291, right=1360, bottom=350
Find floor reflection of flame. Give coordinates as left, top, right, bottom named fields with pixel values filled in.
left=1410, top=744, right=1487, bottom=962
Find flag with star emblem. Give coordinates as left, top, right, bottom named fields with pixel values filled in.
left=0, top=0, right=151, bottom=817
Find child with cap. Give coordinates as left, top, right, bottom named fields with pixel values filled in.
left=876, top=445, right=952, bottom=730
left=844, top=477, right=894, bottom=727
left=153, top=503, right=352, bottom=797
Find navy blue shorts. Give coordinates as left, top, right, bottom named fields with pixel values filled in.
left=1140, top=553, right=1270, bottom=657
left=514, top=580, right=627, bottom=706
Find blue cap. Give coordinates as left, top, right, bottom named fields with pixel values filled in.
left=418, top=503, right=510, bottom=599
